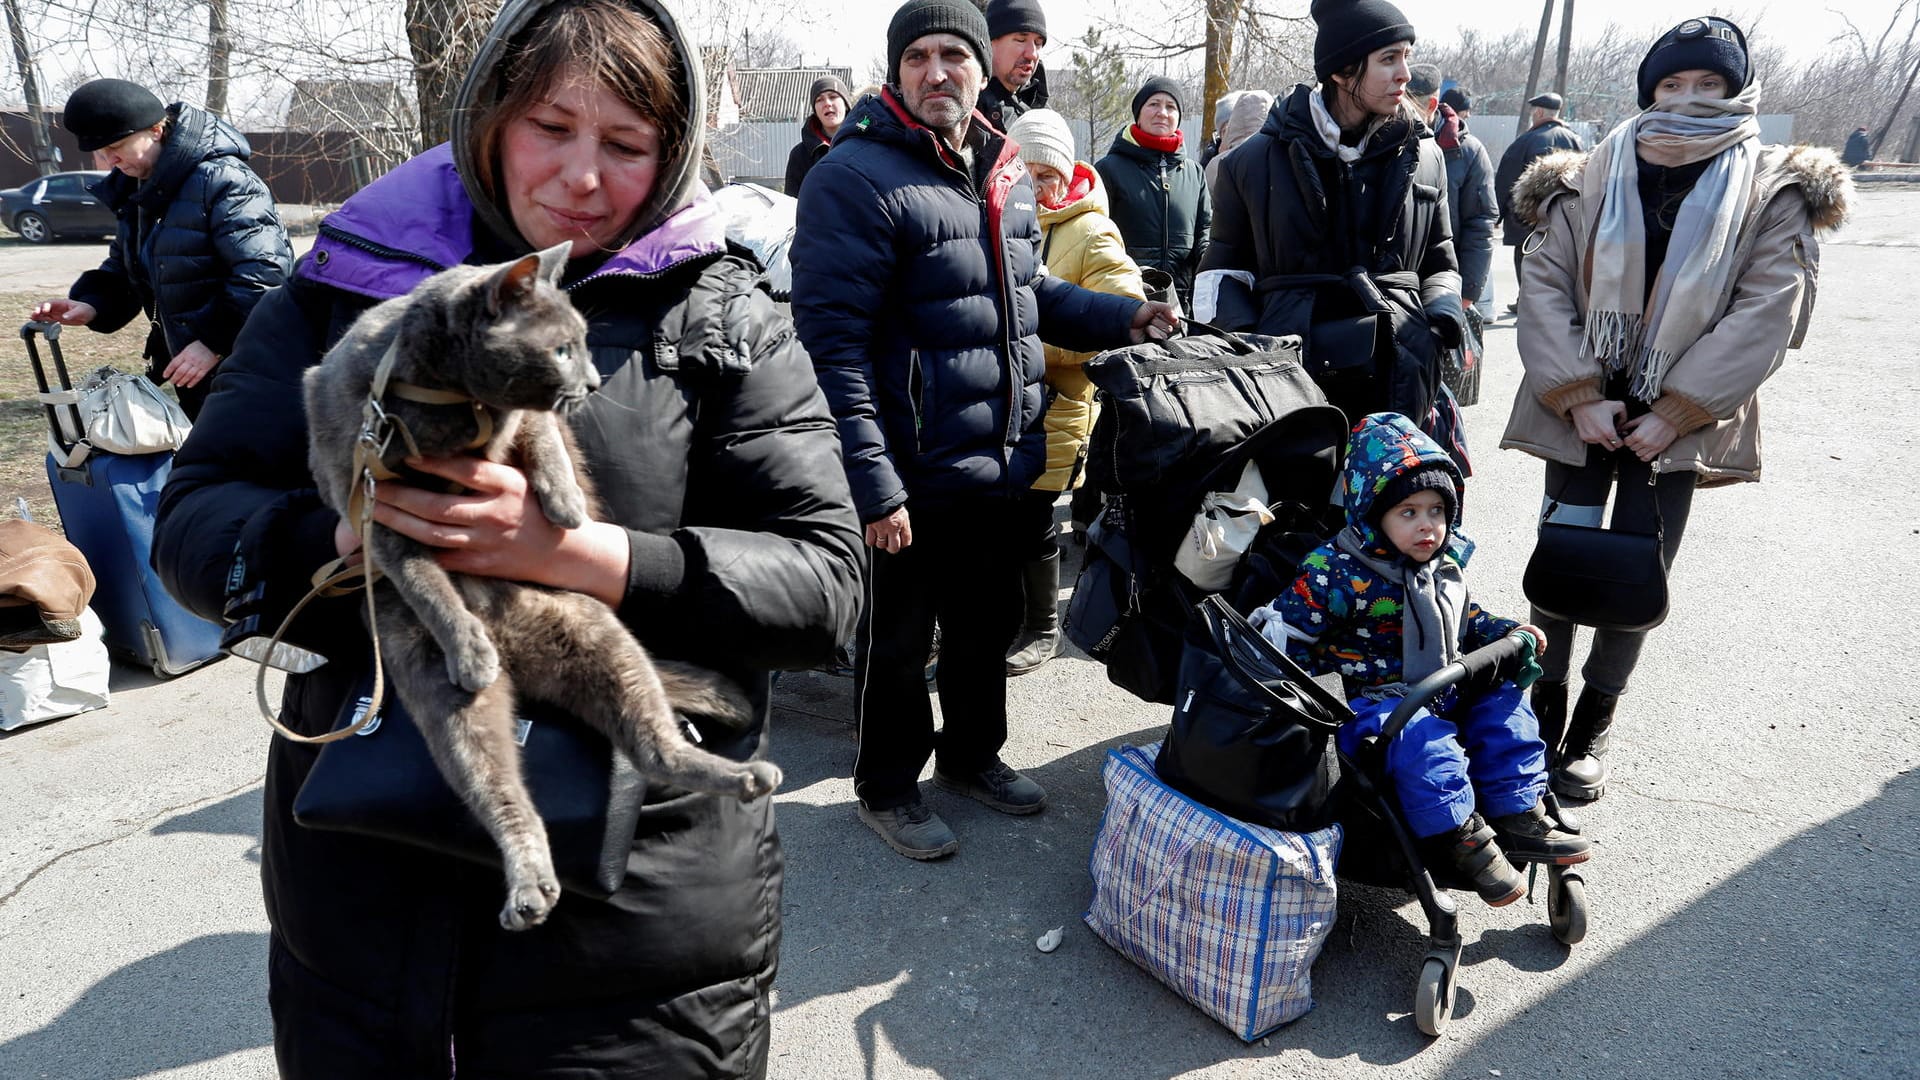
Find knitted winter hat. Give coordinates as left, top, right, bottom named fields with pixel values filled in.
left=1407, top=64, right=1441, bottom=97
left=1440, top=86, right=1471, bottom=113
left=1007, top=108, right=1074, bottom=177
left=1131, top=76, right=1183, bottom=120
left=62, top=78, right=167, bottom=153
left=986, top=0, right=1047, bottom=42
left=1369, top=465, right=1458, bottom=530
left=1311, top=0, right=1415, bottom=83
left=887, top=0, right=992, bottom=86
left=1637, top=16, right=1750, bottom=108
left=809, top=75, right=851, bottom=109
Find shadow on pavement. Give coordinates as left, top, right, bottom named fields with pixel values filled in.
left=1449, top=767, right=1919, bottom=1077
left=152, top=787, right=265, bottom=864
left=0, top=931, right=272, bottom=1078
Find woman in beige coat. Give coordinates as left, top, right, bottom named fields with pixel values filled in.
left=1004, top=108, right=1145, bottom=675
left=1501, top=16, right=1850, bottom=801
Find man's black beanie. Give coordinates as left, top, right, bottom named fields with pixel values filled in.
left=1369, top=465, right=1458, bottom=529
left=1131, top=76, right=1183, bottom=120
left=1636, top=16, right=1749, bottom=108
left=1311, top=0, right=1415, bottom=83
left=887, top=0, right=992, bottom=86
left=986, top=0, right=1046, bottom=41
left=62, top=78, right=167, bottom=153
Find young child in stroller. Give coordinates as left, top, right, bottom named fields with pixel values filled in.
left=1249, top=413, right=1589, bottom=906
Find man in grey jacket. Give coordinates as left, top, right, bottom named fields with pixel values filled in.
left=1436, top=87, right=1498, bottom=309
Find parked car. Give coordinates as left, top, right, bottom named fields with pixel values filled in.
left=1, top=171, right=114, bottom=244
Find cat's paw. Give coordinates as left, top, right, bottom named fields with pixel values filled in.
left=537, top=484, right=589, bottom=530
left=739, top=760, right=783, bottom=801
left=499, top=877, right=561, bottom=931
left=447, top=632, right=500, bottom=692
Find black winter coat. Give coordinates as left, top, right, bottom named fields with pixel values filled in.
left=70, top=102, right=290, bottom=365
left=1443, top=126, right=1499, bottom=300
left=151, top=143, right=862, bottom=1078
left=1495, top=117, right=1586, bottom=243
left=789, top=89, right=1139, bottom=524
left=977, top=64, right=1047, bottom=135
left=1843, top=128, right=1873, bottom=167
left=784, top=117, right=832, bottom=195
left=1203, top=85, right=1463, bottom=426
left=1095, top=130, right=1211, bottom=308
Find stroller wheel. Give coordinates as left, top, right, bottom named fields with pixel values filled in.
left=1412, top=956, right=1456, bottom=1036
left=1547, top=868, right=1588, bottom=945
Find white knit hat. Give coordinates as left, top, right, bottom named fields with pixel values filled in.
left=1007, top=108, right=1075, bottom=178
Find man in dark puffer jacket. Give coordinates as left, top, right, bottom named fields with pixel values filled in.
left=791, top=0, right=1173, bottom=862
left=37, top=79, right=290, bottom=420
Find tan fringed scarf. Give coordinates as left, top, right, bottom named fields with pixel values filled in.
left=1582, top=82, right=1762, bottom=401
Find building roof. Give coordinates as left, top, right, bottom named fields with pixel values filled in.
left=733, top=67, right=854, bottom=124
left=285, top=80, right=413, bottom=133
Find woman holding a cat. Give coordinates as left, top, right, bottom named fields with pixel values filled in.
left=151, top=0, right=864, bottom=1075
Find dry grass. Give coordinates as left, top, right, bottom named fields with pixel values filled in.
left=0, top=291, right=154, bottom=531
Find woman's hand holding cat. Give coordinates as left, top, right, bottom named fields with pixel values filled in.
left=363, top=455, right=632, bottom=608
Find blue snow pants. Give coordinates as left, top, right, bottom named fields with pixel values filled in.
left=1338, top=682, right=1547, bottom=839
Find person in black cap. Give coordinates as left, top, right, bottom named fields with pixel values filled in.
left=978, top=0, right=1049, bottom=133
left=785, top=73, right=851, bottom=194
left=1502, top=15, right=1851, bottom=805
left=31, top=79, right=289, bottom=421
left=1197, top=0, right=1467, bottom=436
left=1095, top=75, right=1209, bottom=311
left=1422, top=83, right=1498, bottom=314
left=1494, top=90, right=1586, bottom=314
left=790, top=0, right=1178, bottom=862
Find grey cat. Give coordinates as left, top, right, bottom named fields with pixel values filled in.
left=303, top=246, right=781, bottom=931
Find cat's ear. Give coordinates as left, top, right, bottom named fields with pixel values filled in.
left=487, top=253, right=544, bottom=315
left=534, top=243, right=571, bottom=286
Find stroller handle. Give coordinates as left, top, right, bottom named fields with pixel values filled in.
left=1380, top=632, right=1535, bottom=742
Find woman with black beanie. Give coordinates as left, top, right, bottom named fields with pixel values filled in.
left=1502, top=16, right=1849, bottom=802
left=1197, top=0, right=1463, bottom=433
left=1095, top=75, right=1210, bottom=311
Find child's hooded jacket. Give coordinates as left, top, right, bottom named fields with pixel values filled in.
left=1253, top=412, right=1517, bottom=696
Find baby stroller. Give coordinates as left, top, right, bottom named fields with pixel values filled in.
left=1072, top=326, right=1590, bottom=1036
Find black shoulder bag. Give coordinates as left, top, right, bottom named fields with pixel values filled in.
left=1156, top=595, right=1350, bottom=831
left=1522, top=457, right=1670, bottom=633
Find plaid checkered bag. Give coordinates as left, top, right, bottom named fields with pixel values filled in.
left=1084, top=744, right=1342, bottom=1041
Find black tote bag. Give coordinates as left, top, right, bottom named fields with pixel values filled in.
left=1522, top=463, right=1670, bottom=633
left=292, top=672, right=646, bottom=899
left=1156, top=596, right=1350, bottom=831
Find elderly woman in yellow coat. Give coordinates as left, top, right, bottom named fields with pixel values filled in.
left=1004, top=108, right=1145, bottom=675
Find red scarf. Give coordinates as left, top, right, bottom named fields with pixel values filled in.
left=1040, top=164, right=1096, bottom=210
left=1129, top=123, right=1184, bottom=154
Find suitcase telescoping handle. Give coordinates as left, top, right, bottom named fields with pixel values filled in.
left=21, top=320, right=88, bottom=465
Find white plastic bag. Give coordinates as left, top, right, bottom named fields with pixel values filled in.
left=1173, top=460, right=1273, bottom=591
left=710, top=183, right=797, bottom=299
left=1, top=607, right=110, bottom=731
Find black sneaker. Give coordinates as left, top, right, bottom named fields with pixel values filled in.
left=1488, top=802, right=1592, bottom=865
left=1443, top=813, right=1526, bottom=907
left=857, top=799, right=959, bottom=860
left=932, top=760, right=1047, bottom=815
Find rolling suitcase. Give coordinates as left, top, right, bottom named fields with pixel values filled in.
left=24, top=322, right=222, bottom=677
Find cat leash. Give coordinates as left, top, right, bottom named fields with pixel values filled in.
left=248, top=338, right=494, bottom=744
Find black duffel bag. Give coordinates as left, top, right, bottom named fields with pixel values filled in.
left=1065, top=502, right=1193, bottom=706
left=1156, top=595, right=1350, bottom=831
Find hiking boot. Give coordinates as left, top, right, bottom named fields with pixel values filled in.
left=932, top=760, right=1047, bottom=815
left=1532, top=679, right=1569, bottom=766
left=1441, top=813, right=1526, bottom=907
left=1552, top=687, right=1618, bottom=802
left=1007, top=549, right=1062, bottom=676
left=858, top=799, right=959, bottom=860
left=1488, top=802, right=1592, bottom=865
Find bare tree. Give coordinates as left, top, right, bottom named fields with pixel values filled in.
left=1087, top=0, right=1310, bottom=144
left=406, top=0, right=497, bottom=147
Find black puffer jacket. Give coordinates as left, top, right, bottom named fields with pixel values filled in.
left=1095, top=129, right=1211, bottom=308
left=977, top=63, right=1048, bottom=134
left=1202, top=84, right=1463, bottom=425
left=69, top=102, right=290, bottom=364
left=783, top=116, right=832, bottom=195
left=1442, top=123, right=1498, bottom=301
left=149, top=1, right=862, bottom=1074
left=1495, top=117, right=1586, bottom=244
left=789, top=88, right=1138, bottom=524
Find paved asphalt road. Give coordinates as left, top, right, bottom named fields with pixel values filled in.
left=2, top=190, right=1915, bottom=1080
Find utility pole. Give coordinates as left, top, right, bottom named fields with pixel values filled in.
left=1520, top=0, right=1554, bottom=139
left=1553, top=0, right=1576, bottom=98
left=2, top=0, right=58, bottom=175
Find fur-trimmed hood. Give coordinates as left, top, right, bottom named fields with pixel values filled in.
left=1513, top=143, right=1852, bottom=232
